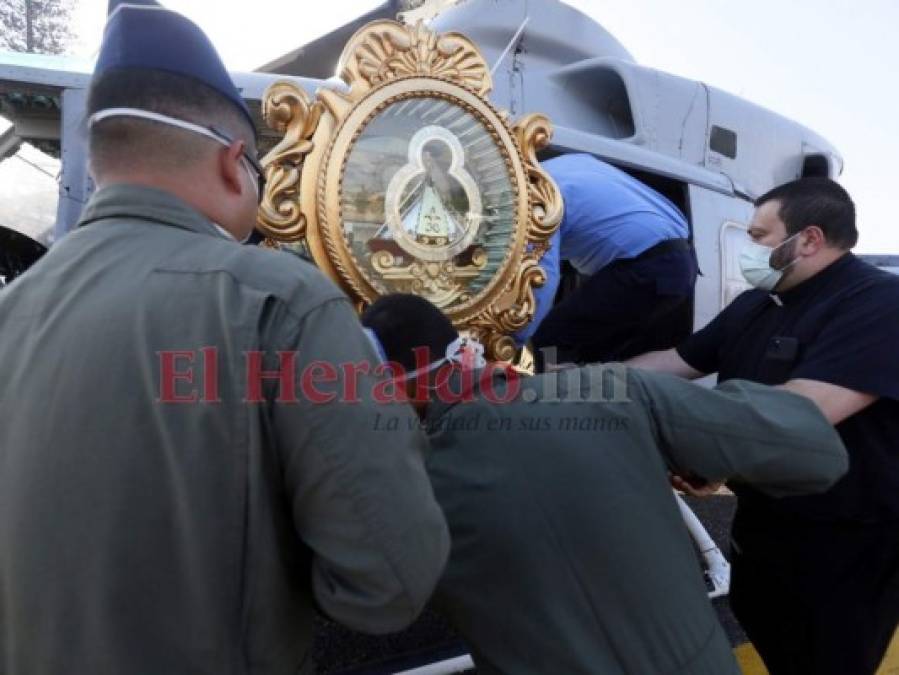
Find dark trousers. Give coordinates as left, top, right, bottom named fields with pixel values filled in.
left=531, top=241, right=697, bottom=367
left=730, top=511, right=899, bottom=675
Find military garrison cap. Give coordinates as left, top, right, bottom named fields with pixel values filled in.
left=95, top=1, right=255, bottom=131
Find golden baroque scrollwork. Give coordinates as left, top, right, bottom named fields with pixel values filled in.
left=468, top=256, right=547, bottom=362
left=513, top=112, right=564, bottom=256
left=338, top=20, right=492, bottom=98
left=371, top=248, right=487, bottom=309
left=467, top=114, right=562, bottom=360
left=257, top=82, right=324, bottom=242
left=258, top=19, right=562, bottom=362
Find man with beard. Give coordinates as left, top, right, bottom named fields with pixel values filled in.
left=630, top=177, right=899, bottom=674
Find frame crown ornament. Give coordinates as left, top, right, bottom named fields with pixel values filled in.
left=338, top=20, right=493, bottom=98
left=257, top=19, right=562, bottom=361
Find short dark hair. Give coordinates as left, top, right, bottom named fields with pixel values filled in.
left=755, top=177, right=857, bottom=249
left=87, top=68, right=255, bottom=174
left=361, top=294, right=457, bottom=372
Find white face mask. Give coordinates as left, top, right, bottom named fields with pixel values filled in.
left=212, top=223, right=252, bottom=245
left=739, top=232, right=802, bottom=291
left=364, top=331, right=487, bottom=382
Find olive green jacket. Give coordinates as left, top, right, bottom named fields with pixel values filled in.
left=424, top=366, right=847, bottom=674
left=0, top=185, right=449, bottom=675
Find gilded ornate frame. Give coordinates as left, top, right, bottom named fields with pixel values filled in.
left=256, top=19, right=562, bottom=361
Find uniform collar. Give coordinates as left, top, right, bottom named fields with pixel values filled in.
left=423, top=366, right=522, bottom=427
left=424, top=368, right=478, bottom=427
left=77, top=183, right=234, bottom=241
left=770, top=252, right=856, bottom=306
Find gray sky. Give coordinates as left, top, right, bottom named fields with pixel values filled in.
left=20, top=0, right=899, bottom=252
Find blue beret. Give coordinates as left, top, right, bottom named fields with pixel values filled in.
left=94, top=2, right=255, bottom=132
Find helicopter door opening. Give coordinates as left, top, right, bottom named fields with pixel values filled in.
left=534, top=159, right=695, bottom=357
left=0, top=225, right=48, bottom=288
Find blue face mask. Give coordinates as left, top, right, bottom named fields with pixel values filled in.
left=739, top=231, right=802, bottom=291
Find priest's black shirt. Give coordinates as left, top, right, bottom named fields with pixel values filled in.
left=678, top=253, right=899, bottom=524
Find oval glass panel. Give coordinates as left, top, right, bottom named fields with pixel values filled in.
left=341, top=96, right=517, bottom=310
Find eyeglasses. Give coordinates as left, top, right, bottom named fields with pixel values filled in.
left=89, top=107, right=265, bottom=203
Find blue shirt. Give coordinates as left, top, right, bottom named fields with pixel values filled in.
left=518, top=154, right=689, bottom=343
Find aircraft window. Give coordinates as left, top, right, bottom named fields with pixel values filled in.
left=719, top=221, right=752, bottom=308
left=709, top=125, right=737, bottom=159
left=802, top=154, right=830, bottom=177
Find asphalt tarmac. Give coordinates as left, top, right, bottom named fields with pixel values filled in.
left=311, top=494, right=744, bottom=674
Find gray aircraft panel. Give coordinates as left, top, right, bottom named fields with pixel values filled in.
left=254, top=0, right=843, bottom=201
left=426, top=0, right=841, bottom=199
left=2, top=0, right=842, bottom=204
left=550, top=124, right=734, bottom=195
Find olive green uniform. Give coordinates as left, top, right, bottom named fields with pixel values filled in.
left=0, top=185, right=449, bottom=675
left=424, top=366, right=847, bottom=674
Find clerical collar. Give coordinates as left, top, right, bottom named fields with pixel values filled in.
left=768, top=253, right=855, bottom=306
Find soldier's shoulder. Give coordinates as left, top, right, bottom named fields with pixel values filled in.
left=213, top=241, right=348, bottom=312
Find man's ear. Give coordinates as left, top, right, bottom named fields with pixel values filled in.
left=800, top=225, right=827, bottom=254
left=218, top=140, right=246, bottom=197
